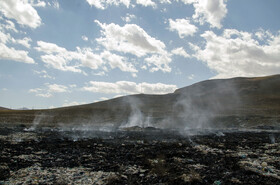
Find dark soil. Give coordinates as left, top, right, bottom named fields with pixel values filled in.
left=0, top=127, right=280, bottom=184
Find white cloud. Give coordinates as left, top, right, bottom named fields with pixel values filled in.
left=37, top=93, right=52, bottom=98
left=29, top=83, right=73, bottom=98
left=85, top=0, right=174, bottom=9
left=62, top=101, right=86, bottom=107
left=86, top=0, right=130, bottom=9
left=82, top=35, right=88, bottom=41
left=144, top=53, right=172, bottom=72
left=113, top=94, right=124, bottom=98
left=40, top=54, right=82, bottom=73
left=161, top=8, right=167, bottom=13
left=136, top=0, right=156, bottom=7
left=93, top=71, right=106, bottom=76
left=85, top=0, right=175, bottom=9
left=0, top=22, right=31, bottom=48
left=171, top=47, right=190, bottom=58
left=48, top=84, right=68, bottom=93
left=0, top=0, right=42, bottom=28
left=77, top=47, right=104, bottom=70
left=86, top=0, right=104, bottom=9
left=99, top=97, right=109, bottom=101
left=29, top=88, right=41, bottom=93
left=3, top=20, right=18, bottom=33
left=255, top=29, right=274, bottom=41
left=101, top=51, right=138, bottom=74
left=35, top=41, right=103, bottom=73
left=95, top=20, right=166, bottom=57
left=169, top=18, right=197, bottom=38
left=35, top=41, right=138, bottom=75
left=35, top=41, right=67, bottom=54
left=69, top=84, right=77, bottom=88
left=121, top=13, right=136, bottom=23
left=140, top=82, right=177, bottom=94
left=29, top=87, right=52, bottom=98
left=0, top=30, right=11, bottom=44
left=0, top=20, right=34, bottom=64
left=188, top=74, right=195, bottom=80
left=95, top=21, right=172, bottom=73
left=83, top=81, right=137, bottom=94
left=180, top=0, right=227, bottom=29
left=159, top=0, right=171, bottom=4
left=30, top=0, right=46, bottom=7
left=52, top=0, right=59, bottom=9
left=0, top=43, right=35, bottom=64
left=34, top=70, right=55, bottom=79
left=83, top=81, right=177, bottom=94
left=192, top=29, right=280, bottom=78
left=12, top=37, right=32, bottom=48
left=179, top=0, right=195, bottom=3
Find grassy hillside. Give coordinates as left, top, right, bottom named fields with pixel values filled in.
left=0, top=75, right=279, bottom=128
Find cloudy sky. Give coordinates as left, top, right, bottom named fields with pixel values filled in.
left=0, top=0, right=280, bottom=109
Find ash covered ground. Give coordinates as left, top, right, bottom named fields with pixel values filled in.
left=0, top=126, right=280, bottom=185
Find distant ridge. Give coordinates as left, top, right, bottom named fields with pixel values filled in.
left=0, top=106, right=10, bottom=110
left=17, top=107, right=29, bottom=110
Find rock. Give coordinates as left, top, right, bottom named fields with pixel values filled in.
left=137, top=140, right=144, bottom=144
left=181, top=171, right=201, bottom=182
left=121, top=175, right=128, bottom=179
left=231, top=177, right=241, bottom=183
left=213, top=180, right=222, bottom=185
left=189, top=164, right=207, bottom=170
left=125, top=165, right=141, bottom=174
left=261, top=162, right=268, bottom=168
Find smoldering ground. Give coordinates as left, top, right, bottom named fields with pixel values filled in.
left=1, top=125, right=280, bottom=184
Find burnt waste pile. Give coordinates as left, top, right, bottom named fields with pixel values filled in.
left=0, top=125, right=280, bottom=184
left=0, top=75, right=280, bottom=184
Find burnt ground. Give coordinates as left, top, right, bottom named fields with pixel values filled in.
left=0, top=127, right=280, bottom=184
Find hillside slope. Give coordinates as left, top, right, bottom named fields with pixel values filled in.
left=0, top=75, right=279, bottom=128
left=0, top=107, right=10, bottom=111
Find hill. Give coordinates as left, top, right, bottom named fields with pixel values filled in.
left=0, top=107, right=10, bottom=111
left=0, top=75, right=279, bottom=129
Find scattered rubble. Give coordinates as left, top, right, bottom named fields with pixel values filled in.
left=9, top=164, right=119, bottom=185
left=0, top=127, right=279, bottom=184
left=0, top=132, right=40, bottom=144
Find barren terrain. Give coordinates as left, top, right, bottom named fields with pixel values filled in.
left=0, top=75, right=280, bottom=184
left=0, top=127, right=280, bottom=184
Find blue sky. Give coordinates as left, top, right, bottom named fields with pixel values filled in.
left=0, top=0, right=280, bottom=109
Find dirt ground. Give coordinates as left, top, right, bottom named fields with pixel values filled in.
left=0, top=126, right=280, bottom=184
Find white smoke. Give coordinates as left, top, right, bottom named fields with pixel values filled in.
left=173, top=78, right=241, bottom=133
left=119, top=96, right=155, bottom=129
left=24, top=112, right=49, bottom=131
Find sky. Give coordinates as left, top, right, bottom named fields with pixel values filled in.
left=0, top=0, right=280, bottom=109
